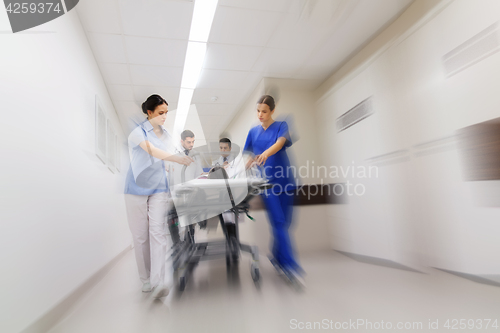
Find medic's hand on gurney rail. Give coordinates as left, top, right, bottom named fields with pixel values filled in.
left=139, top=140, right=193, bottom=166
left=255, top=153, right=270, bottom=166
left=245, top=156, right=256, bottom=169
left=245, top=137, right=287, bottom=168
left=245, top=153, right=269, bottom=168
left=172, top=155, right=194, bottom=166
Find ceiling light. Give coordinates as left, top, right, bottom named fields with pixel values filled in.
left=180, top=41, right=207, bottom=89
left=174, top=0, right=218, bottom=136
left=189, top=0, right=219, bottom=42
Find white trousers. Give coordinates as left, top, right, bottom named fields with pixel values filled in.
left=125, top=192, right=171, bottom=287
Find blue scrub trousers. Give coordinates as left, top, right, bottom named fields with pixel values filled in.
left=262, top=189, right=301, bottom=272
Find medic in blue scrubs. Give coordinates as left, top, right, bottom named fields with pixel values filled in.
left=244, top=95, right=303, bottom=278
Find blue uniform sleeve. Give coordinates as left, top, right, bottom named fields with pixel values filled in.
left=277, top=121, right=292, bottom=148
left=243, top=129, right=253, bottom=153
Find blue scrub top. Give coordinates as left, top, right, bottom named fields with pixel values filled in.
left=124, top=120, right=171, bottom=196
left=243, top=121, right=294, bottom=187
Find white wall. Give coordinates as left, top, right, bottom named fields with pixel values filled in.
left=0, top=10, right=131, bottom=333
left=315, top=0, right=500, bottom=273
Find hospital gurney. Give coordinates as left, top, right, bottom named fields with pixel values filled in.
left=169, top=151, right=272, bottom=292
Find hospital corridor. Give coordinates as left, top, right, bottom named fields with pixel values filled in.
left=2, top=0, right=500, bottom=332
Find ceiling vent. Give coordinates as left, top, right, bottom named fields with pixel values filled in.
left=443, top=22, right=500, bottom=77
left=336, top=97, right=373, bottom=133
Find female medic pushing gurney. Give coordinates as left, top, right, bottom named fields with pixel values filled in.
left=243, top=95, right=304, bottom=287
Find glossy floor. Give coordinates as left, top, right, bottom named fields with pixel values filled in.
left=48, top=241, right=500, bottom=333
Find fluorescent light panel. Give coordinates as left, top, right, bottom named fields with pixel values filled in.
left=174, top=0, right=218, bottom=136
left=189, top=0, right=219, bottom=42
left=177, top=88, right=194, bottom=113
left=180, top=41, right=207, bottom=89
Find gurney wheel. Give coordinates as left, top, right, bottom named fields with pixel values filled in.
left=251, top=263, right=260, bottom=282
left=225, top=235, right=239, bottom=267
left=179, top=277, right=186, bottom=291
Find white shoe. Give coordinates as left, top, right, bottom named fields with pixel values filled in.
left=292, top=271, right=306, bottom=287
left=152, top=284, right=169, bottom=299
left=289, top=270, right=306, bottom=290
left=142, top=282, right=152, bottom=292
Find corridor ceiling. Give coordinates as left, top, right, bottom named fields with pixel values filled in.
left=76, top=0, right=413, bottom=139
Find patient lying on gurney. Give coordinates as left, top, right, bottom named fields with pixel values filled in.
left=169, top=139, right=253, bottom=249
